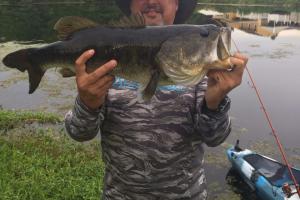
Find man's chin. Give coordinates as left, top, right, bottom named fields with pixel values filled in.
left=143, top=16, right=164, bottom=26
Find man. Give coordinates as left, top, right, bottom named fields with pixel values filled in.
left=65, top=0, right=248, bottom=199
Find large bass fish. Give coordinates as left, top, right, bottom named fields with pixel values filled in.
left=2, top=15, right=232, bottom=100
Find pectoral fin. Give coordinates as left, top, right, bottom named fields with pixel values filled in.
left=138, top=69, right=160, bottom=102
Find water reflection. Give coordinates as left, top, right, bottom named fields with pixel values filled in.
left=198, top=7, right=300, bottom=40
left=225, top=168, right=259, bottom=200
left=0, top=3, right=300, bottom=200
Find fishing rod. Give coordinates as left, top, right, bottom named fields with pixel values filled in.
left=231, top=39, right=300, bottom=198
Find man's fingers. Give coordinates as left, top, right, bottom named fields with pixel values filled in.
left=94, top=75, right=115, bottom=90
left=207, top=70, right=227, bottom=86
left=99, top=79, right=115, bottom=92
left=91, top=78, right=115, bottom=98
left=207, top=70, right=219, bottom=79
left=232, top=52, right=249, bottom=64
left=230, top=57, right=246, bottom=75
left=81, top=76, right=114, bottom=98
left=75, top=49, right=95, bottom=76
left=89, top=60, right=117, bottom=82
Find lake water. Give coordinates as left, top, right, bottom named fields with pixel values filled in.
left=0, top=2, right=300, bottom=200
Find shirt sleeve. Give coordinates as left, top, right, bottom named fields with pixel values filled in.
left=193, top=79, right=232, bottom=147
left=64, top=96, right=105, bottom=142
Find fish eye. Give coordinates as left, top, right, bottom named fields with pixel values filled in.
left=199, top=29, right=209, bottom=37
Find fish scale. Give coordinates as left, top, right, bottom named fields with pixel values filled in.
left=2, top=15, right=232, bottom=101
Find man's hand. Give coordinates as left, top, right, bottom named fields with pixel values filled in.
left=75, top=49, right=117, bottom=110
left=205, top=53, right=248, bottom=110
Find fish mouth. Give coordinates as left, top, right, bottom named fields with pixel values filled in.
left=209, top=28, right=233, bottom=71
left=216, top=28, right=232, bottom=70
left=217, top=29, right=231, bottom=59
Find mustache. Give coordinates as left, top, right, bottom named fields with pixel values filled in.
left=141, top=4, right=163, bottom=14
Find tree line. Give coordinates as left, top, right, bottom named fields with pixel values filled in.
left=0, top=0, right=298, bottom=42
left=0, top=0, right=299, bottom=4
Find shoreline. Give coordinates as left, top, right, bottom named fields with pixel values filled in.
left=197, top=2, right=300, bottom=7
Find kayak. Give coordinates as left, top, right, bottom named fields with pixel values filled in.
left=226, top=140, right=300, bottom=200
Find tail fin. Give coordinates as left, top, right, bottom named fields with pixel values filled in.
left=2, top=48, right=45, bottom=94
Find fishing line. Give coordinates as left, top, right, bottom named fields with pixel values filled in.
left=231, top=38, right=300, bottom=198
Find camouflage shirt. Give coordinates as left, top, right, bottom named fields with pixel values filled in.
left=65, top=77, right=231, bottom=200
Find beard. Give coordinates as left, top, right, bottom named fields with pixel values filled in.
left=141, top=3, right=165, bottom=26
left=141, top=3, right=163, bottom=14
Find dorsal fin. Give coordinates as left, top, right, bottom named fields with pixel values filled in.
left=54, top=16, right=98, bottom=40
left=109, top=14, right=145, bottom=29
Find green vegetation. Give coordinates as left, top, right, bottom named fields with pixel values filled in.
left=0, top=109, right=105, bottom=200
left=0, top=1, right=122, bottom=42
left=0, top=0, right=299, bottom=43
left=0, top=109, right=61, bottom=130
left=0, top=0, right=299, bottom=4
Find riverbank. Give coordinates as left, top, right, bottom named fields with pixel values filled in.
left=0, top=109, right=105, bottom=200
left=1, top=108, right=299, bottom=199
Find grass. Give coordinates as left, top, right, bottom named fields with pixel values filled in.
left=3, top=109, right=298, bottom=200
left=0, top=109, right=62, bottom=131
left=0, top=109, right=105, bottom=200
